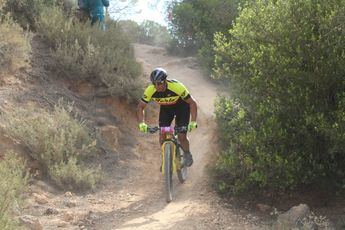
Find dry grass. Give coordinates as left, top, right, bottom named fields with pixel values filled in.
left=37, top=5, right=143, bottom=102
left=0, top=152, right=28, bottom=230
left=1, top=101, right=102, bottom=190
left=2, top=0, right=143, bottom=101
left=0, top=17, right=31, bottom=73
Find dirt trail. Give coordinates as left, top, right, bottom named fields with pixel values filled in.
left=4, top=40, right=268, bottom=229
left=85, top=44, right=267, bottom=230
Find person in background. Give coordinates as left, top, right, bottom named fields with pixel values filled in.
left=84, top=0, right=109, bottom=30
left=76, top=0, right=90, bottom=23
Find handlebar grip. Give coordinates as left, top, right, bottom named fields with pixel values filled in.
left=148, top=127, right=160, bottom=134
left=175, top=126, right=188, bottom=133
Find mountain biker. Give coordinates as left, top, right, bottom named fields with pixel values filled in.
left=137, top=67, right=198, bottom=167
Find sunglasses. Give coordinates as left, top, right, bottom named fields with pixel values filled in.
left=154, top=81, right=165, bottom=86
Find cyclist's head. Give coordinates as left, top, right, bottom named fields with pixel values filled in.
left=150, top=67, right=167, bottom=84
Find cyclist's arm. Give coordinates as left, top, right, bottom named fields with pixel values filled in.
left=185, top=96, right=197, bottom=122
left=137, top=100, right=147, bottom=123
left=138, top=85, right=154, bottom=123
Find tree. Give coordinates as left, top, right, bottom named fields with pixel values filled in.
left=108, top=0, right=139, bottom=22
left=167, top=0, right=250, bottom=72
left=138, top=20, right=171, bottom=47
left=117, top=19, right=141, bottom=42
left=213, top=0, right=345, bottom=193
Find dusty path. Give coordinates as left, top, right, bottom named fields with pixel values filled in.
left=12, top=41, right=268, bottom=229
left=86, top=44, right=267, bottom=229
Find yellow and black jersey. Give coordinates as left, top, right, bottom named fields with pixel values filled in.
left=141, top=79, right=191, bottom=106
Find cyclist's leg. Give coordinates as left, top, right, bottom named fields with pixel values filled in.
left=175, top=102, right=190, bottom=151
left=177, top=133, right=193, bottom=167
left=159, top=106, right=174, bottom=145
left=175, top=102, right=193, bottom=166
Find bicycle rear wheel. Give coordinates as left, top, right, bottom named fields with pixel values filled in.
left=164, top=143, right=173, bottom=203
left=177, top=146, right=187, bottom=183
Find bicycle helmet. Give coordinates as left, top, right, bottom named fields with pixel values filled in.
left=150, top=68, right=167, bottom=84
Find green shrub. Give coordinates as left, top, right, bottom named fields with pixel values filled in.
left=1, top=0, right=57, bottom=29
left=117, top=20, right=140, bottom=43
left=214, top=98, right=300, bottom=194
left=137, top=20, right=171, bottom=47
left=0, top=17, right=31, bottom=73
left=0, top=0, right=4, bottom=12
left=213, top=0, right=345, bottom=194
left=117, top=19, right=172, bottom=47
left=0, top=153, right=28, bottom=229
left=1, top=0, right=75, bottom=29
left=37, top=6, right=143, bottom=102
left=50, top=157, right=101, bottom=190
left=1, top=101, right=102, bottom=190
left=167, top=0, right=249, bottom=68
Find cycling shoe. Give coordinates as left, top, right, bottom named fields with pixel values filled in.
left=184, top=152, right=193, bottom=167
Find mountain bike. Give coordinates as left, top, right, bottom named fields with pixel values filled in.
left=148, top=126, right=188, bottom=203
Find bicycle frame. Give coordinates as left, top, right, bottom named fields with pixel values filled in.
left=160, top=127, right=179, bottom=174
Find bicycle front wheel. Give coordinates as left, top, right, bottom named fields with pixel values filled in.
left=164, top=143, right=173, bottom=203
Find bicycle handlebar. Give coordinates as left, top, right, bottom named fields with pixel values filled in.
left=147, top=126, right=188, bottom=134
left=148, top=126, right=160, bottom=134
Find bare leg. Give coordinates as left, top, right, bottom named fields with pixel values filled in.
left=178, top=133, right=193, bottom=166
left=177, top=133, right=190, bottom=152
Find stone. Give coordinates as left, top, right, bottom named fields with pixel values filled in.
left=275, top=204, right=311, bottom=229
left=64, top=191, right=73, bottom=197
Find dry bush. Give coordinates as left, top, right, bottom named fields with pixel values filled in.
left=1, top=101, right=102, bottom=190
left=0, top=152, right=28, bottom=230
left=300, top=213, right=334, bottom=229
left=37, top=6, right=143, bottom=102
left=1, top=0, right=58, bottom=30
left=0, top=18, right=31, bottom=73
left=50, top=157, right=101, bottom=190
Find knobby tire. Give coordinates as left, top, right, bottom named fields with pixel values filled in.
left=164, top=143, right=173, bottom=203
left=177, top=146, right=188, bottom=183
